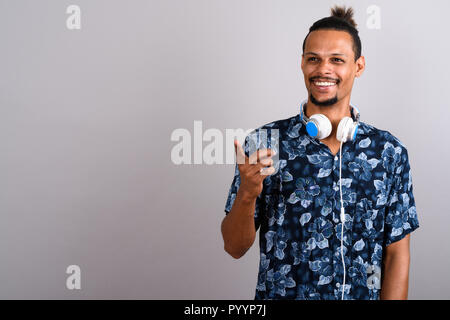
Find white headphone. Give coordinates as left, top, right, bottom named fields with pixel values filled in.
left=299, top=99, right=360, bottom=143
left=299, top=99, right=361, bottom=300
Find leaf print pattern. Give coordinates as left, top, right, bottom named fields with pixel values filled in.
left=266, top=264, right=296, bottom=297
left=287, top=177, right=320, bottom=207
left=224, top=115, right=419, bottom=300
left=348, top=152, right=380, bottom=181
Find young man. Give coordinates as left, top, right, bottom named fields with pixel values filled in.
left=221, top=6, right=420, bottom=300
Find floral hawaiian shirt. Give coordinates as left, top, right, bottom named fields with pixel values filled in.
left=224, top=111, right=420, bottom=300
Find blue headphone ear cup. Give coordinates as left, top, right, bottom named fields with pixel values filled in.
left=351, top=123, right=359, bottom=140
left=307, top=114, right=332, bottom=139
left=306, top=121, right=319, bottom=137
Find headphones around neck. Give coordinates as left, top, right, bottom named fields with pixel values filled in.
left=300, top=99, right=361, bottom=142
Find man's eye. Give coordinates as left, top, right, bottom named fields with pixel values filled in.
left=333, top=58, right=344, bottom=62
left=308, top=57, right=318, bottom=62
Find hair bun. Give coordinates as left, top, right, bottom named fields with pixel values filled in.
left=331, top=5, right=357, bottom=28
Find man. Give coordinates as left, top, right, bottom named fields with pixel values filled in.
left=221, top=6, right=420, bottom=300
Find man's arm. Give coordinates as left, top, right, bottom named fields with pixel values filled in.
left=221, top=189, right=258, bottom=259
left=221, top=140, right=275, bottom=259
left=380, top=234, right=411, bottom=300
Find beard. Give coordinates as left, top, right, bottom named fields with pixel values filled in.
left=309, top=93, right=338, bottom=107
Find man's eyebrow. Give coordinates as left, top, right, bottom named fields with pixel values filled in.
left=304, top=52, right=347, bottom=57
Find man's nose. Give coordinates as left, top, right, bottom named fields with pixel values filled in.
left=316, top=60, right=334, bottom=74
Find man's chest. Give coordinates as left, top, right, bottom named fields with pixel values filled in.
left=264, top=138, right=393, bottom=223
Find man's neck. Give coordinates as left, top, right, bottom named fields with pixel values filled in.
left=305, top=98, right=352, bottom=132
left=304, top=97, right=353, bottom=149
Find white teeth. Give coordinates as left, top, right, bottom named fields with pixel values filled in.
left=315, top=81, right=336, bottom=86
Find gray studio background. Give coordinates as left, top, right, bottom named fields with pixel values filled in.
left=0, top=0, right=448, bottom=299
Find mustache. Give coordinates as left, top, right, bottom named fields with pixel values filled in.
left=310, top=77, right=340, bottom=83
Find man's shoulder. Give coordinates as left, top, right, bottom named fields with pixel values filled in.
left=254, top=114, right=299, bottom=131
left=358, top=121, right=409, bottom=152
left=242, top=114, right=300, bottom=154
left=244, top=114, right=299, bottom=142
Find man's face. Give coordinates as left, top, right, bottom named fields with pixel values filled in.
left=301, top=29, right=365, bottom=107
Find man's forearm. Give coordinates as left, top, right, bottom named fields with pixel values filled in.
left=221, top=189, right=258, bottom=259
left=380, top=251, right=410, bottom=299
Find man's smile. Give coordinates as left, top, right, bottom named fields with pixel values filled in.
left=311, top=78, right=338, bottom=92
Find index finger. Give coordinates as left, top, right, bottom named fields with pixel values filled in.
left=234, top=139, right=248, bottom=165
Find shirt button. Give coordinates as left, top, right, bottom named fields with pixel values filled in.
left=334, top=156, right=338, bottom=161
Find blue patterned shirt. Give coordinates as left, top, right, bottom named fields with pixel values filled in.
left=224, top=112, right=420, bottom=300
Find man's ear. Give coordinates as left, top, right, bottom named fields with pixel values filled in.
left=355, top=55, right=365, bottom=77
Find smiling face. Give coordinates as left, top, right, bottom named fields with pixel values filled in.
left=301, top=29, right=365, bottom=107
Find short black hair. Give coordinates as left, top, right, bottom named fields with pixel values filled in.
left=302, top=6, right=362, bottom=61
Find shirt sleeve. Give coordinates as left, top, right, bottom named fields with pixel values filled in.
left=224, top=137, right=264, bottom=231
left=383, top=147, right=420, bottom=247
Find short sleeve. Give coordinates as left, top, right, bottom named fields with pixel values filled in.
left=383, top=147, right=420, bottom=247
left=224, top=136, right=264, bottom=231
